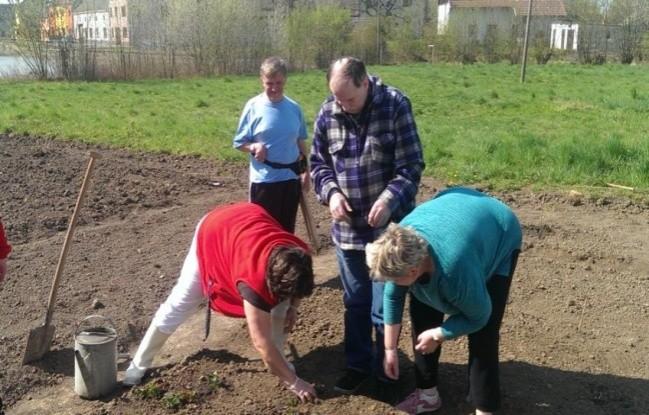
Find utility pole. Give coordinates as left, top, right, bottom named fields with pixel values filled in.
left=520, top=0, right=533, bottom=83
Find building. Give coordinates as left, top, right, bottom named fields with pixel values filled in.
left=438, top=0, right=569, bottom=45
left=42, top=1, right=74, bottom=40
left=73, top=0, right=110, bottom=43
left=0, top=4, right=15, bottom=39
left=109, top=0, right=129, bottom=45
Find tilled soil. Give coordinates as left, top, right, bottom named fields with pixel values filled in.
left=1, top=133, right=648, bottom=414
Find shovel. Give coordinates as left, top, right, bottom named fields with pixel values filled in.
left=23, top=151, right=100, bottom=364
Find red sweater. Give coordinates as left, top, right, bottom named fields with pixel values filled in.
left=196, top=203, right=309, bottom=317
left=0, top=220, right=10, bottom=259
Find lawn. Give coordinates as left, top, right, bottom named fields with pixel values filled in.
left=1, top=63, right=648, bottom=189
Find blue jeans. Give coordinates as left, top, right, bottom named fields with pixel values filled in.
left=335, top=247, right=385, bottom=377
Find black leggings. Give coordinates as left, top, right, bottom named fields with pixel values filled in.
left=409, top=250, right=519, bottom=412
left=250, top=179, right=301, bottom=233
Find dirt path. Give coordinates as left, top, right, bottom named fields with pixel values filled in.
left=1, top=134, right=648, bottom=414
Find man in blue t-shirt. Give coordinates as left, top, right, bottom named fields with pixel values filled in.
left=233, top=56, right=309, bottom=232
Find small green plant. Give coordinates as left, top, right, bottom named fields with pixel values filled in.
left=133, top=382, right=165, bottom=400
left=631, top=88, right=639, bottom=100
left=161, top=391, right=196, bottom=411
left=490, top=90, right=499, bottom=99
left=207, top=371, right=224, bottom=389
left=196, top=99, right=209, bottom=108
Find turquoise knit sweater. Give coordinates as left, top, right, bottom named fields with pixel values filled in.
left=383, top=187, right=522, bottom=339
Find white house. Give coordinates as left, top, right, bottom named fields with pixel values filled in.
left=108, top=0, right=129, bottom=45
left=73, top=0, right=110, bottom=43
left=438, top=0, right=570, bottom=47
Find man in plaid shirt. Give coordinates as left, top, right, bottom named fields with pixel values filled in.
left=310, top=57, right=424, bottom=394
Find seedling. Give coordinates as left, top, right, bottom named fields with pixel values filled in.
left=133, top=381, right=164, bottom=400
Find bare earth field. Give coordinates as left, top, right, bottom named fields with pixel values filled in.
left=1, top=134, right=648, bottom=414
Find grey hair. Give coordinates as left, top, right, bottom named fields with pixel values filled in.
left=260, top=56, right=288, bottom=78
left=366, top=223, right=428, bottom=282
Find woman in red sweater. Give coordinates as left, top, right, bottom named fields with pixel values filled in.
left=0, top=218, right=11, bottom=283
left=123, top=203, right=316, bottom=402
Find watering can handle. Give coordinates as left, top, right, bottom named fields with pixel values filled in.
left=75, top=314, right=116, bottom=337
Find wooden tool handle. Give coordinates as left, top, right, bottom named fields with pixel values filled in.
left=299, top=192, right=320, bottom=254
left=43, top=152, right=99, bottom=326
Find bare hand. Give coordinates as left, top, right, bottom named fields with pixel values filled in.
left=284, top=306, right=297, bottom=333
left=285, top=376, right=317, bottom=403
left=414, top=329, right=442, bottom=355
left=329, top=192, right=352, bottom=223
left=249, top=143, right=267, bottom=162
left=367, top=199, right=390, bottom=228
left=383, top=348, right=399, bottom=380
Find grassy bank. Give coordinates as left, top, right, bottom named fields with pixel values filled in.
left=1, top=63, right=648, bottom=189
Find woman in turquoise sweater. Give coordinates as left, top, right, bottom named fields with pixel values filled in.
left=366, top=187, right=522, bottom=415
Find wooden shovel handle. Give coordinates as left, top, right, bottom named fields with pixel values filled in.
left=43, top=152, right=100, bottom=326
left=299, top=191, right=320, bottom=254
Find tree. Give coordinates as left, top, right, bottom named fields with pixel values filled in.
left=12, top=0, right=51, bottom=79
left=608, top=0, right=649, bottom=62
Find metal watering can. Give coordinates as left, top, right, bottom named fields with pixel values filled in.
left=74, top=315, right=117, bottom=399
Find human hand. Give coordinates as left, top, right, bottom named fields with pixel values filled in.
left=414, top=328, right=443, bottom=355
left=249, top=143, right=267, bottom=162
left=300, top=170, right=311, bottom=193
left=368, top=199, right=390, bottom=228
left=284, top=306, right=298, bottom=333
left=383, top=348, right=399, bottom=380
left=285, top=376, right=317, bottom=403
left=329, top=192, right=352, bottom=223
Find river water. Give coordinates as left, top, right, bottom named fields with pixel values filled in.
left=0, top=55, right=31, bottom=77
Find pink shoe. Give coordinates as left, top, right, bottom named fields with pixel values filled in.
left=395, top=388, right=442, bottom=414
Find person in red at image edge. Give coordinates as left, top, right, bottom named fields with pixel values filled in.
left=123, top=202, right=317, bottom=402
left=0, top=218, right=11, bottom=283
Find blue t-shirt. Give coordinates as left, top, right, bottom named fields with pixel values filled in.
left=383, top=187, right=522, bottom=339
left=233, top=93, right=307, bottom=183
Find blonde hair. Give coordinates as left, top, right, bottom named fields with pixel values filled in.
left=260, top=56, right=287, bottom=78
left=366, top=223, right=428, bottom=282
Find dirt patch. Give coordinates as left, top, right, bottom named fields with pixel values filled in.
left=1, top=133, right=648, bottom=414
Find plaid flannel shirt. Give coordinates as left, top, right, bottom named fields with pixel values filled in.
left=310, top=76, right=425, bottom=250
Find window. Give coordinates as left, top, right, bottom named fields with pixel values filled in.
left=121, top=6, right=126, bottom=17
left=109, top=8, right=112, bottom=17
left=103, top=27, right=108, bottom=38
left=89, top=28, right=93, bottom=38
left=95, top=27, right=99, bottom=38
left=114, top=7, right=118, bottom=17
left=122, top=27, right=128, bottom=38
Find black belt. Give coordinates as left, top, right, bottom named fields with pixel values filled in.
left=262, top=156, right=306, bottom=176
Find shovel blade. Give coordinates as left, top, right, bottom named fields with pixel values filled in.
left=23, top=324, right=56, bottom=364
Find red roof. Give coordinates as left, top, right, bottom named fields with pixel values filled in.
left=450, top=0, right=566, bottom=16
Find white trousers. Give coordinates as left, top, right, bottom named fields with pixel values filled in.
left=150, top=220, right=289, bottom=351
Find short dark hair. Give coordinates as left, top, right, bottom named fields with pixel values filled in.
left=266, top=246, right=314, bottom=300
left=327, top=56, right=367, bottom=87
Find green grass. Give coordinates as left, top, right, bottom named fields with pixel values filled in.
left=1, top=63, right=648, bottom=190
